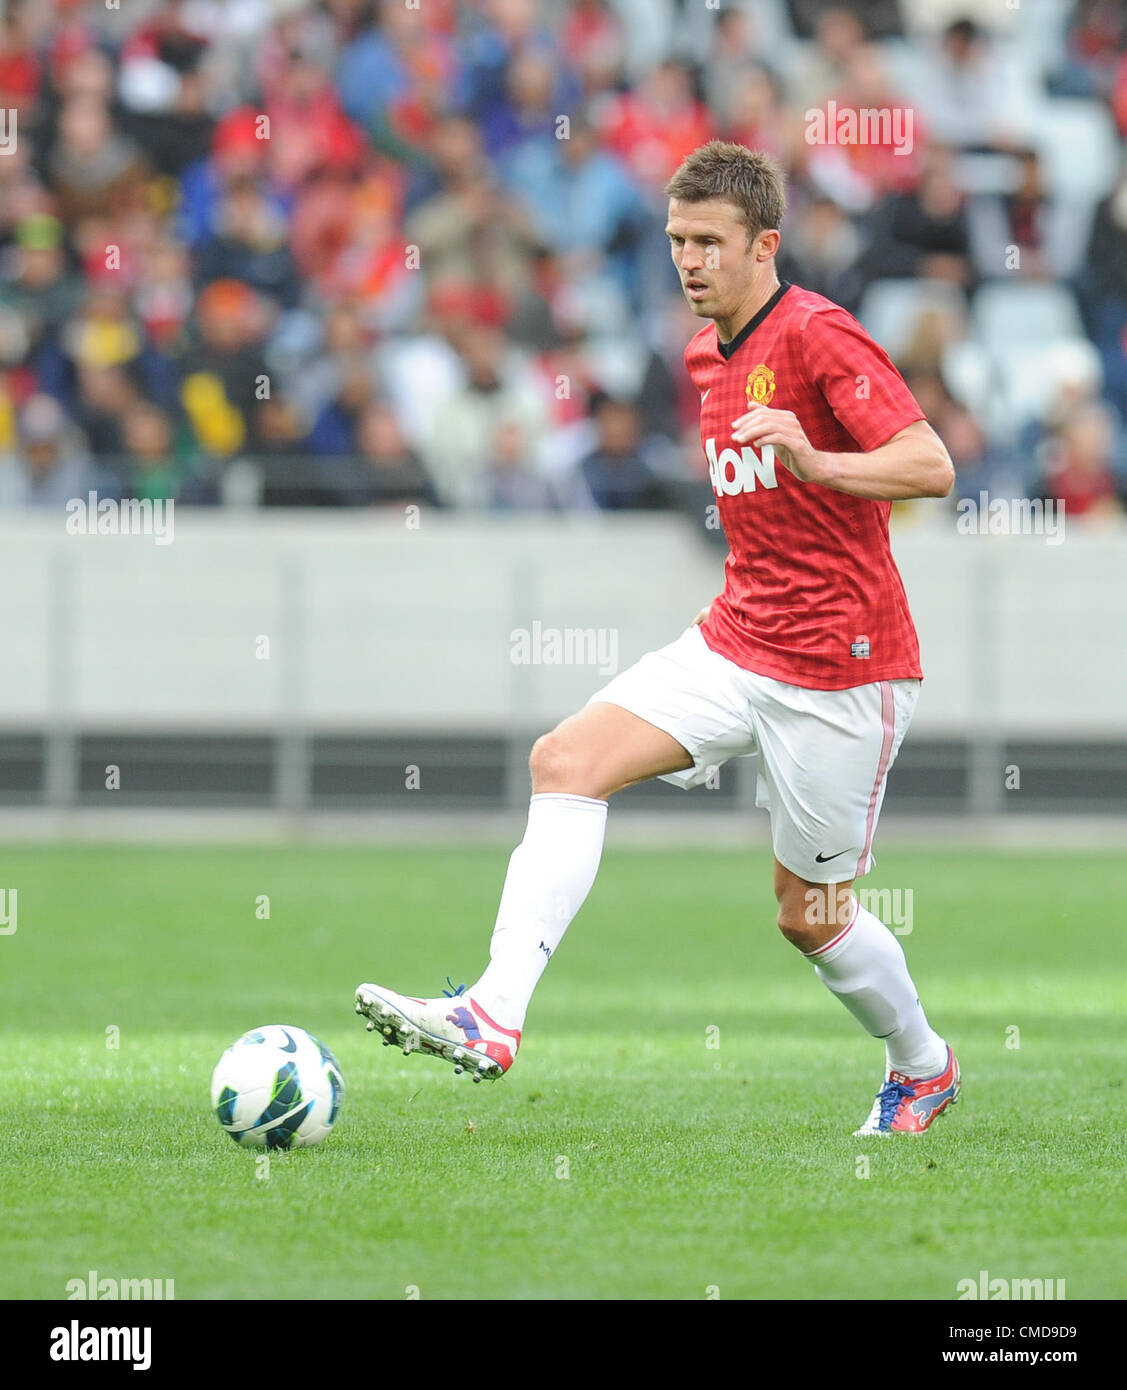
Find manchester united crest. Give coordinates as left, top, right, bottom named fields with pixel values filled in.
left=746, top=363, right=776, bottom=406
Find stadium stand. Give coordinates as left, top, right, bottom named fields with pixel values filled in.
left=0, top=0, right=1124, bottom=515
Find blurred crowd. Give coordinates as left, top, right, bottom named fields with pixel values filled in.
left=2, top=0, right=1127, bottom=520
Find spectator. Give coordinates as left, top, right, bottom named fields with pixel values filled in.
left=501, top=115, right=647, bottom=301
left=176, top=107, right=278, bottom=252
left=599, top=59, right=715, bottom=192
left=47, top=97, right=147, bottom=223
left=73, top=362, right=140, bottom=457
left=462, top=0, right=552, bottom=130
left=179, top=279, right=270, bottom=458
left=305, top=359, right=378, bottom=457
left=479, top=46, right=567, bottom=159
left=0, top=393, right=111, bottom=508
left=913, top=18, right=1023, bottom=153
left=337, top=0, right=462, bottom=129
left=196, top=179, right=301, bottom=310
left=133, top=237, right=193, bottom=351
left=1035, top=402, right=1125, bottom=519
left=260, top=44, right=365, bottom=195
left=483, top=417, right=553, bottom=510
left=703, top=10, right=769, bottom=130
left=354, top=401, right=439, bottom=508
left=0, top=0, right=42, bottom=117
left=864, top=147, right=972, bottom=288
left=789, top=6, right=867, bottom=111
left=570, top=394, right=667, bottom=511
left=1081, top=167, right=1127, bottom=414
left=115, top=8, right=214, bottom=176
left=968, top=148, right=1052, bottom=281
left=58, top=285, right=148, bottom=394
left=1052, top=0, right=1126, bottom=101
left=0, top=214, right=81, bottom=358
left=405, top=116, right=542, bottom=300
left=561, top=0, right=624, bottom=87
left=116, top=399, right=188, bottom=502
left=252, top=396, right=309, bottom=464
left=288, top=303, right=377, bottom=436
left=723, top=63, right=790, bottom=172
left=420, top=324, right=550, bottom=508
left=778, top=194, right=866, bottom=312
left=290, top=170, right=416, bottom=327
left=803, top=43, right=922, bottom=209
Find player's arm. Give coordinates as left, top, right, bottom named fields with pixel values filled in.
left=730, top=412, right=954, bottom=500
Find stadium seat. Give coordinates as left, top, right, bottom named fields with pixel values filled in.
left=1008, top=0, right=1075, bottom=81
left=609, top=0, right=676, bottom=78
left=939, top=339, right=999, bottom=424
left=1028, top=99, right=1118, bottom=205
left=971, top=281, right=1086, bottom=361
left=674, top=0, right=796, bottom=63
left=857, top=279, right=968, bottom=363
left=996, top=338, right=1104, bottom=427
left=1025, top=99, right=1119, bottom=275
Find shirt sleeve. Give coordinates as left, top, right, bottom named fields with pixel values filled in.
left=800, top=305, right=926, bottom=452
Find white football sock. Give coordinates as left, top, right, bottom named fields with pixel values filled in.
left=471, top=793, right=608, bottom=1031
left=805, top=899, right=948, bottom=1077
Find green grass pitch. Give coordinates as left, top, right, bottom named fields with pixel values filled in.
left=2, top=842, right=1124, bottom=1300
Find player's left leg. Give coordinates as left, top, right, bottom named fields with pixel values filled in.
left=774, top=861, right=958, bottom=1133
left=750, top=674, right=959, bottom=1134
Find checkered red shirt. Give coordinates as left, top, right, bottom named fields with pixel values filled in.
left=688, top=281, right=926, bottom=690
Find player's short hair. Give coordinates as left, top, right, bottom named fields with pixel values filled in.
left=665, top=141, right=786, bottom=243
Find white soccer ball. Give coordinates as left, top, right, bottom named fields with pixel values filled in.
left=211, top=1025, right=345, bottom=1149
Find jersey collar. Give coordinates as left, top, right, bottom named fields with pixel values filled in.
left=716, top=280, right=791, bottom=361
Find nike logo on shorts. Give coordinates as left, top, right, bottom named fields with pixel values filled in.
left=815, top=849, right=849, bottom=863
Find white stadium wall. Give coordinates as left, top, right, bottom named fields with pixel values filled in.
left=1, top=512, right=1124, bottom=816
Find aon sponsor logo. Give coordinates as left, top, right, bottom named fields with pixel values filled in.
left=705, top=437, right=778, bottom=496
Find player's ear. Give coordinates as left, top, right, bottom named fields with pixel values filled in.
left=755, top=229, right=781, bottom=261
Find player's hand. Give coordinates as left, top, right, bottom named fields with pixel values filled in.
left=731, top=406, right=823, bottom=483
left=692, top=604, right=710, bottom=626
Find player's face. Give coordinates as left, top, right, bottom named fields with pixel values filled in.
left=666, top=198, right=761, bottom=319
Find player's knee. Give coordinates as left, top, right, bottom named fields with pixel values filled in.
left=529, top=730, right=589, bottom=795
left=776, top=893, right=821, bottom=952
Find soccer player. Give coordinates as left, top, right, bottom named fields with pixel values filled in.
left=357, top=141, right=960, bottom=1136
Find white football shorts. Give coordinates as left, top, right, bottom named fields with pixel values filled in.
left=586, top=624, right=919, bottom=883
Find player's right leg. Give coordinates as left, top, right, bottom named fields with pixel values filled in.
left=527, top=700, right=695, bottom=799
left=355, top=701, right=695, bottom=1082
left=356, top=622, right=758, bottom=1080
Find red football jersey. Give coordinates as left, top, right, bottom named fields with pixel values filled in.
left=688, top=280, right=926, bottom=690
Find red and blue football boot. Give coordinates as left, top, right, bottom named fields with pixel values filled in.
left=854, top=1045, right=961, bottom=1135
left=355, top=978, right=520, bottom=1083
